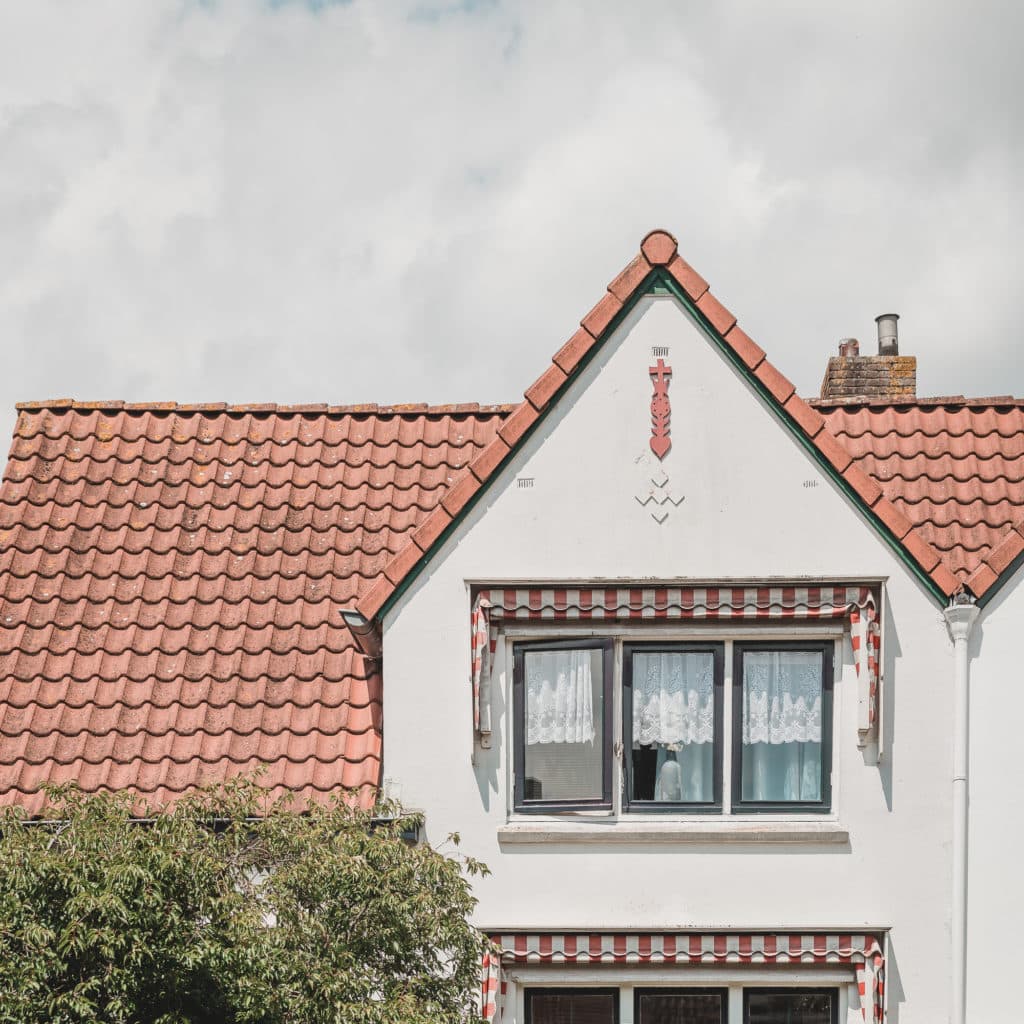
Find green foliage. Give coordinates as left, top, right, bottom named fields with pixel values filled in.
left=0, top=780, right=489, bottom=1024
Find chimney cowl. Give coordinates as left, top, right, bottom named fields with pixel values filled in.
left=838, top=338, right=860, bottom=358
left=875, top=313, right=899, bottom=356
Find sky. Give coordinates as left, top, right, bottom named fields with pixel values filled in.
left=0, top=0, right=1021, bottom=448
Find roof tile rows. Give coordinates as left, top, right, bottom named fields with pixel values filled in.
left=818, top=401, right=1024, bottom=596
left=0, top=405, right=509, bottom=813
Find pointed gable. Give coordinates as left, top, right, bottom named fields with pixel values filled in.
left=357, top=230, right=960, bottom=623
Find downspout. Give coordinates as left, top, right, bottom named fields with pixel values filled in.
left=944, top=594, right=979, bottom=1024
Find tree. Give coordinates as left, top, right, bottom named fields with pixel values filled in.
left=0, top=780, right=489, bottom=1024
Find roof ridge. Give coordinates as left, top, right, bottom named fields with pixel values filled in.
left=14, top=400, right=519, bottom=416
left=355, top=229, right=964, bottom=622
left=810, top=395, right=1024, bottom=409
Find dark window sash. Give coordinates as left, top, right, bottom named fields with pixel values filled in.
left=635, top=987, right=728, bottom=1024
left=513, top=639, right=614, bottom=813
left=731, top=641, right=834, bottom=814
left=743, top=987, right=839, bottom=1024
left=622, top=642, right=725, bottom=814
left=526, top=987, right=620, bottom=1024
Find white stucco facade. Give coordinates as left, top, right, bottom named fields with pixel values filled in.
left=381, top=296, right=963, bottom=1022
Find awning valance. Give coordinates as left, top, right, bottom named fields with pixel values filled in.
left=481, top=931, right=884, bottom=1022
left=471, top=585, right=880, bottom=747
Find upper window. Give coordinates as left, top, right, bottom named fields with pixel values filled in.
left=512, top=637, right=833, bottom=815
left=513, top=640, right=614, bottom=811
left=733, top=643, right=833, bottom=812
left=623, top=643, right=723, bottom=812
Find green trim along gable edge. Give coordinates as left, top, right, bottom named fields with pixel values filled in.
left=378, top=268, right=947, bottom=622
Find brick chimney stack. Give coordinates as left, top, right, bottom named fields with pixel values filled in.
left=819, top=314, right=916, bottom=401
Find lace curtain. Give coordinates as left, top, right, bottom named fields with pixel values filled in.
left=632, top=652, right=715, bottom=747
left=741, top=650, right=823, bottom=802
left=742, top=650, right=822, bottom=745
left=525, top=650, right=595, bottom=745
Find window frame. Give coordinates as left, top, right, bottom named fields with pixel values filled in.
left=622, top=642, right=725, bottom=814
left=731, top=640, right=835, bottom=814
left=743, top=986, right=839, bottom=1024
left=525, top=987, right=620, bottom=1024
left=634, top=986, right=728, bottom=1023
left=513, top=638, right=615, bottom=813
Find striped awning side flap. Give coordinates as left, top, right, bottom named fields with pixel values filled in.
left=481, top=932, right=884, bottom=1022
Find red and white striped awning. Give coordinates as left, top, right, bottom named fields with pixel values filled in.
left=481, top=931, right=884, bottom=1022
left=471, top=584, right=881, bottom=746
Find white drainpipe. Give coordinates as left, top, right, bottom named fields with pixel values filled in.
left=944, top=596, right=979, bottom=1024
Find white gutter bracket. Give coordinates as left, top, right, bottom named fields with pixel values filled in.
left=944, top=595, right=979, bottom=1024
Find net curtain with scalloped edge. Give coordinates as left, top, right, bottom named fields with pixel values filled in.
left=632, top=649, right=715, bottom=801
left=479, top=933, right=885, bottom=1022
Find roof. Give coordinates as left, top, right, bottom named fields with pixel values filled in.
left=0, top=403, right=510, bottom=813
left=816, top=399, right=1024, bottom=597
left=3, top=228, right=1023, bottom=812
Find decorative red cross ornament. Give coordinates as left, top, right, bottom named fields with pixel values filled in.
left=648, top=358, right=672, bottom=459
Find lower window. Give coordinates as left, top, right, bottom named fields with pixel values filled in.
left=526, top=988, right=618, bottom=1023
left=636, top=988, right=727, bottom=1023
left=745, top=988, right=837, bottom=1024
left=526, top=988, right=838, bottom=1024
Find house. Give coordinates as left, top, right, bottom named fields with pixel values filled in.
left=2, top=230, right=1023, bottom=1023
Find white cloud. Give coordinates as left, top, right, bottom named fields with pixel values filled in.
left=0, top=0, right=1021, bottom=448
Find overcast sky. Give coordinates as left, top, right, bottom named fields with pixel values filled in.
left=1, top=0, right=1020, bottom=448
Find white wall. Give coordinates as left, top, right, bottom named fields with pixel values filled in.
left=383, top=297, right=954, bottom=1021
left=965, top=566, right=1024, bottom=1023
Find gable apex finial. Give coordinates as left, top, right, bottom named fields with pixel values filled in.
left=640, top=229, right=678, bottom=266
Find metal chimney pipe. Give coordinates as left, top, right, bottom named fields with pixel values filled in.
left=875, top=313, right=899, bottom=356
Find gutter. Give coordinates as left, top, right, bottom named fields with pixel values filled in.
left=944, top=594, right=979, bottom=1024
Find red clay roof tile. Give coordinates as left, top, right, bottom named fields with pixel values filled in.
left=753, top=360, right=796, bottom=407
left=553, top=328, right=600, bottom=376
left=818, top=401, right=1024, bottom=583
left=696, top=291, right=737, bottom=337
left=469, top=437, right=511, bottom=484
left=0, top=405, right=508, bottom=813
left=983, top=528, right=1024, bottom=577
left=640, top=229, right=678, bottom=266
left=497, top=402, right=539, bottom=449
left=783, top=394, right=825, bottom=439
left=966, top=561, right=999, bottom=598
left=410, top=503, right=453, bottom=554
left=665, top=255, right=709, bottom=302
left=580, top=291, right=624, bottom=339
left=525, top=364, right=568, bottom=412
left=726, top=325, right=766, bottom=372
left=607, top=254, right=654, bottom=302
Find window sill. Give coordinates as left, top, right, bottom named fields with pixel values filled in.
left=496, top=820, right=849, bottom=845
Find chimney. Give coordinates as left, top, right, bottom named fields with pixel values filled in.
left=819, top=314, right=916, bottom=401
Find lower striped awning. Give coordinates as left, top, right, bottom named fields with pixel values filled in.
left=481, top=931, right=884, bottom=1022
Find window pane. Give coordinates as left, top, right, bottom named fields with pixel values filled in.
left=524, top=648, right=603, bottom=802
left=529, top=992, right=616, bottom=1024
left=746, top=990, right=833, bottom=1024
left=741, top=650, right=824, bottom=803
left=632, top=651, right=715, bottom=803
left=638, top=990, right=725, bottom=1023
